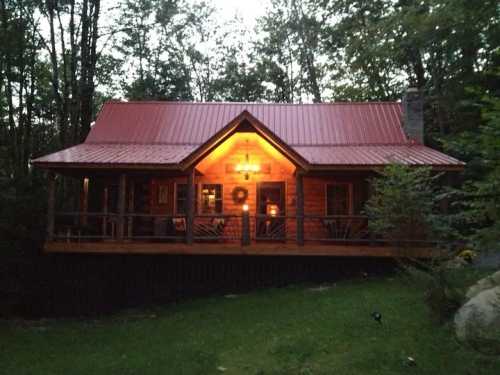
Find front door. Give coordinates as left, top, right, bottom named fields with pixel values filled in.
left=256, top=182, right=286, bottom=240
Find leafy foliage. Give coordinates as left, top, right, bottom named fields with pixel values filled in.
left=446, top=89, right=500, bottom=250
left=364, top=164, right=449, bottom=245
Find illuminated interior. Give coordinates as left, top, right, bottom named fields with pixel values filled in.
left=196, top=131, right=296, bottom=175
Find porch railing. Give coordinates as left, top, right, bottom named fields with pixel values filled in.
left=303, top=215, right=371, bottom=243
left=193, top=215, right=242, bottom=241
left=53, top=212, right=118, bottom=241
left=50, top=212, right=435, bottom=247
left=253, top=215, right=296, bottom=241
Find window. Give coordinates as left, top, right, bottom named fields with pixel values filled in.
left=326, top=183, right=352, bottom=216
left=157, top=185, right=168, bottom=205
left=201, top=184, right=222, bottom=214
left=175, top=184, right=198, bottom=214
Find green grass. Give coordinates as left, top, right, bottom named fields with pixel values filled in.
left=1, top=269, right=499, bottom=375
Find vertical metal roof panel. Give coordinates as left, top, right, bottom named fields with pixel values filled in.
left=33, top=101, right=463, bottom=168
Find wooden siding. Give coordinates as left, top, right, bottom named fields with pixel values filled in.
left=147, top=134, right=373, bottom=218
left=130, top=133, right=375, bottom=243
left=151, top=132, right=298, bottom=218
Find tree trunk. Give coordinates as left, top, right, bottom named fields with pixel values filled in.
left=69, top=0, right=80, bottom=143
left=0, top=0, right=18, bottom=176
left=47, top=0, right=67, bottom=147
left=79, top=0, right=100, bottom=141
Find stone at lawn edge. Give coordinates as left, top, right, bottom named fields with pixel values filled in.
left=454, top=285, right=500, bottom=354
left=466, top=270, right=500, bottom=300
left=444, top=257, right=468, bottom=269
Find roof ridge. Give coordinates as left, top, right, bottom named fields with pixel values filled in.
left=82, top=141, right=418, bottom=147
left=291, top=143, right=415, bottom=147
left=104, top=100, right=401, bottom=106
left=84, top=141, right=200, bottom=146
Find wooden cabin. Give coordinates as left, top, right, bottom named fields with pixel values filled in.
left=32, top=90, right=464, bottom=257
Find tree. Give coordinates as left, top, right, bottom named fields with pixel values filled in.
left=318, top=0, right=500, bottom=142
left=1, top=0, right=45, bottom=178
left=446, top=89, right=500, bottom=250
left=364, top=164, right=450, bottom=248
left=256, top=0, right=326, bottom=102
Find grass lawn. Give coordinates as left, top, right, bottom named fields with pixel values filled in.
left=1, top=268, right=499, bottom=375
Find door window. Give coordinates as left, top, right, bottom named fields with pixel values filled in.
left=326, top=183, right=352, bottom=216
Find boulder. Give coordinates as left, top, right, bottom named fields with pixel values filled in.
left=444, top=257, right=468, bottom=270
left=454, top=285, right=500, bottom=354
left=466, top=270, right=500, bottom=299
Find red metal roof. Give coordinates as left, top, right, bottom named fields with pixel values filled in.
left=33, top=101, right=464, bottom=168
left=295, top=145, right=462, bottom=166
left=33, top=144, right=196, bottom=166
left=85, top=101, right=407, bottom=146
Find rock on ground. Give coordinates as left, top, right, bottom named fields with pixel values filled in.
left=455, top=285, right=500, bottom=354
left=466, top=270, right=500, bottom=300
left=444, top=257, right=468, bottom=270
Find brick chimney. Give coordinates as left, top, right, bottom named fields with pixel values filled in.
left=402, top=87, right=424, bottom=144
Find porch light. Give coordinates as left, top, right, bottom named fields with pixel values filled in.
left=235, top=139, right=260, bottom=180
left=242, top=204, right=249, bottom=212
left=267, top=204, right=279, bottom=217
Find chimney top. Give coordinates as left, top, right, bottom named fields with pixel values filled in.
left=402, top=88, right=424, bottom=144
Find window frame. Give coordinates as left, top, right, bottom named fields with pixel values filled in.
left=200, top=184, right=223, bottom=215
left=174, top=182, right=200, bottom=215
left=157, top=184, right=169, bottom=205
left=325, top=182, right=354, bottom=216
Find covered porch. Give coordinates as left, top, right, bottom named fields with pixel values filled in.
left=38, top=111, right=459, bottom=258
left=44, top=166, right=436, bottom=258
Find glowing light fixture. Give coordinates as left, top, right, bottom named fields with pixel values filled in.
left=235, top=139, right=260, bottom=180
left=267, top=204, right=279, bottom=217
left=242, top=204, right=249, bottom=212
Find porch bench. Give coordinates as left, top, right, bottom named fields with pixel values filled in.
left=194, top=217, right=228, bottom=242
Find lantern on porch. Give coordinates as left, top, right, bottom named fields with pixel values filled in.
left=235, top=139, right=260, bottom=180
left=267, top=204, right=279, bottom=217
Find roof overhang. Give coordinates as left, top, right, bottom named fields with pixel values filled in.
left=306, top=164, right=464, bottom=172
left=32, top=162, right=182, bottom=171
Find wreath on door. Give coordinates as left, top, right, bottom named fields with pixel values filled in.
left=232, top=186, right=248, bottom=204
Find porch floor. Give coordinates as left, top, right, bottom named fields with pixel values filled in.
left=44, top=241, right=436, bottom=257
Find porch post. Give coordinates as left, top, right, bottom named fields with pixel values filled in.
left=117, top=173, right=127, bottom=240
left=80, top=176, right=89, bottom=226
left=241, top=209, right=250, bottom=246
left=47, top=171, right=56, bottom=241
left=296, top=169, right=305, bottom=246
left=102, top=186, right=108, bottom=237
left=127, top=181, right=135, bottom=238
left=186, top=167, right=195, bottom=244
